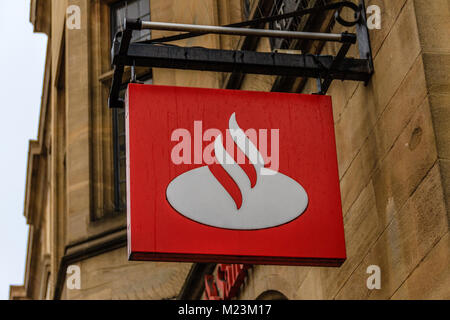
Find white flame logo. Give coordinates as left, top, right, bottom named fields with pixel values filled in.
left=166, top=113, right=308, bottom=230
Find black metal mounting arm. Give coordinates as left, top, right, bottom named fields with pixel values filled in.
left=108, top=0, right=373, bottom=108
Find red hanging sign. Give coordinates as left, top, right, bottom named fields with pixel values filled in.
left=126, top=84, right=346, bottom=266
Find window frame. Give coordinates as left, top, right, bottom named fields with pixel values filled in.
left=110, top=0, right=151, bottom=44
left=242, top=0, right=252, bottom=20
left=268, top=0, right=330, bottom=51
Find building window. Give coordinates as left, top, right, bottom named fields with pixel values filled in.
left=242, top=0, right=251, bottom=20
left=111, top=0, right=151, bottom=42
left=269, top=0, right=329, bottom=50
left=111, top=0, right=151, bottom=211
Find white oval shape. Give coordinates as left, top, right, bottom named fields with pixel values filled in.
left=166, top=166, right=308, bottom=230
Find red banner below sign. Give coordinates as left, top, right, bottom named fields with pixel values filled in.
left=204, top=264, right=251, bottom=300
left=126, top=84, right=346, bottom=266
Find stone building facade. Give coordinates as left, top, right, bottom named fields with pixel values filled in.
left=9, top=0, right=450, bottom=300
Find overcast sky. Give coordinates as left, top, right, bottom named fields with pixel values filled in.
left=0, top=0, right=47, bottom=300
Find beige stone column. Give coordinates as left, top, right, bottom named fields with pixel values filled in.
left=413, top=0, right=450, bottom=225
left=66, top=0, right=92, bottom=243
left=387, top=0, right=450, bottom=299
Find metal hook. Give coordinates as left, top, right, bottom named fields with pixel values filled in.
left=334, top=2, right=361, bottom=27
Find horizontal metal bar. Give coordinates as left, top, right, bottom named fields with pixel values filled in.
left=132, top=20, right=353, bottom=43
left=112, top=43, right=371, bottom=82
left=143, top=1, right=360, bottom=45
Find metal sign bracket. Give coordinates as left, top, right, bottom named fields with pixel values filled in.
left=108, top=0, right=373, bottom=108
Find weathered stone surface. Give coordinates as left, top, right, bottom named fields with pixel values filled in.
left=294, top=268, right=325, bottom=300
left=392, top=232, right=450, bottom=299
left=366, top=0, right=408, bottom=56
left=66, top=0, right=92, bottom=244
left=413, top=0, right=450, bottom=229
left=238, top=265, right=310, bottom=300
left=371, top=98, right=437, bottom=226
left=335, top=86, right=378, bottom=179
left=422, top=53, right=450, bottom=94
left=63, top=247, right=191, bottom=300
left=369, top=0, right=422, bottom=116
left=440, top=159, right=450, bottom=227
left=413, top=0, right=450, bottom=54
left=321, top=183, right=381, bottom=299
left=429, top=94, right=450, bottom=160
left=339, top=55, right=429, bottom=213
left=336, top=163, right=447, bottom=299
